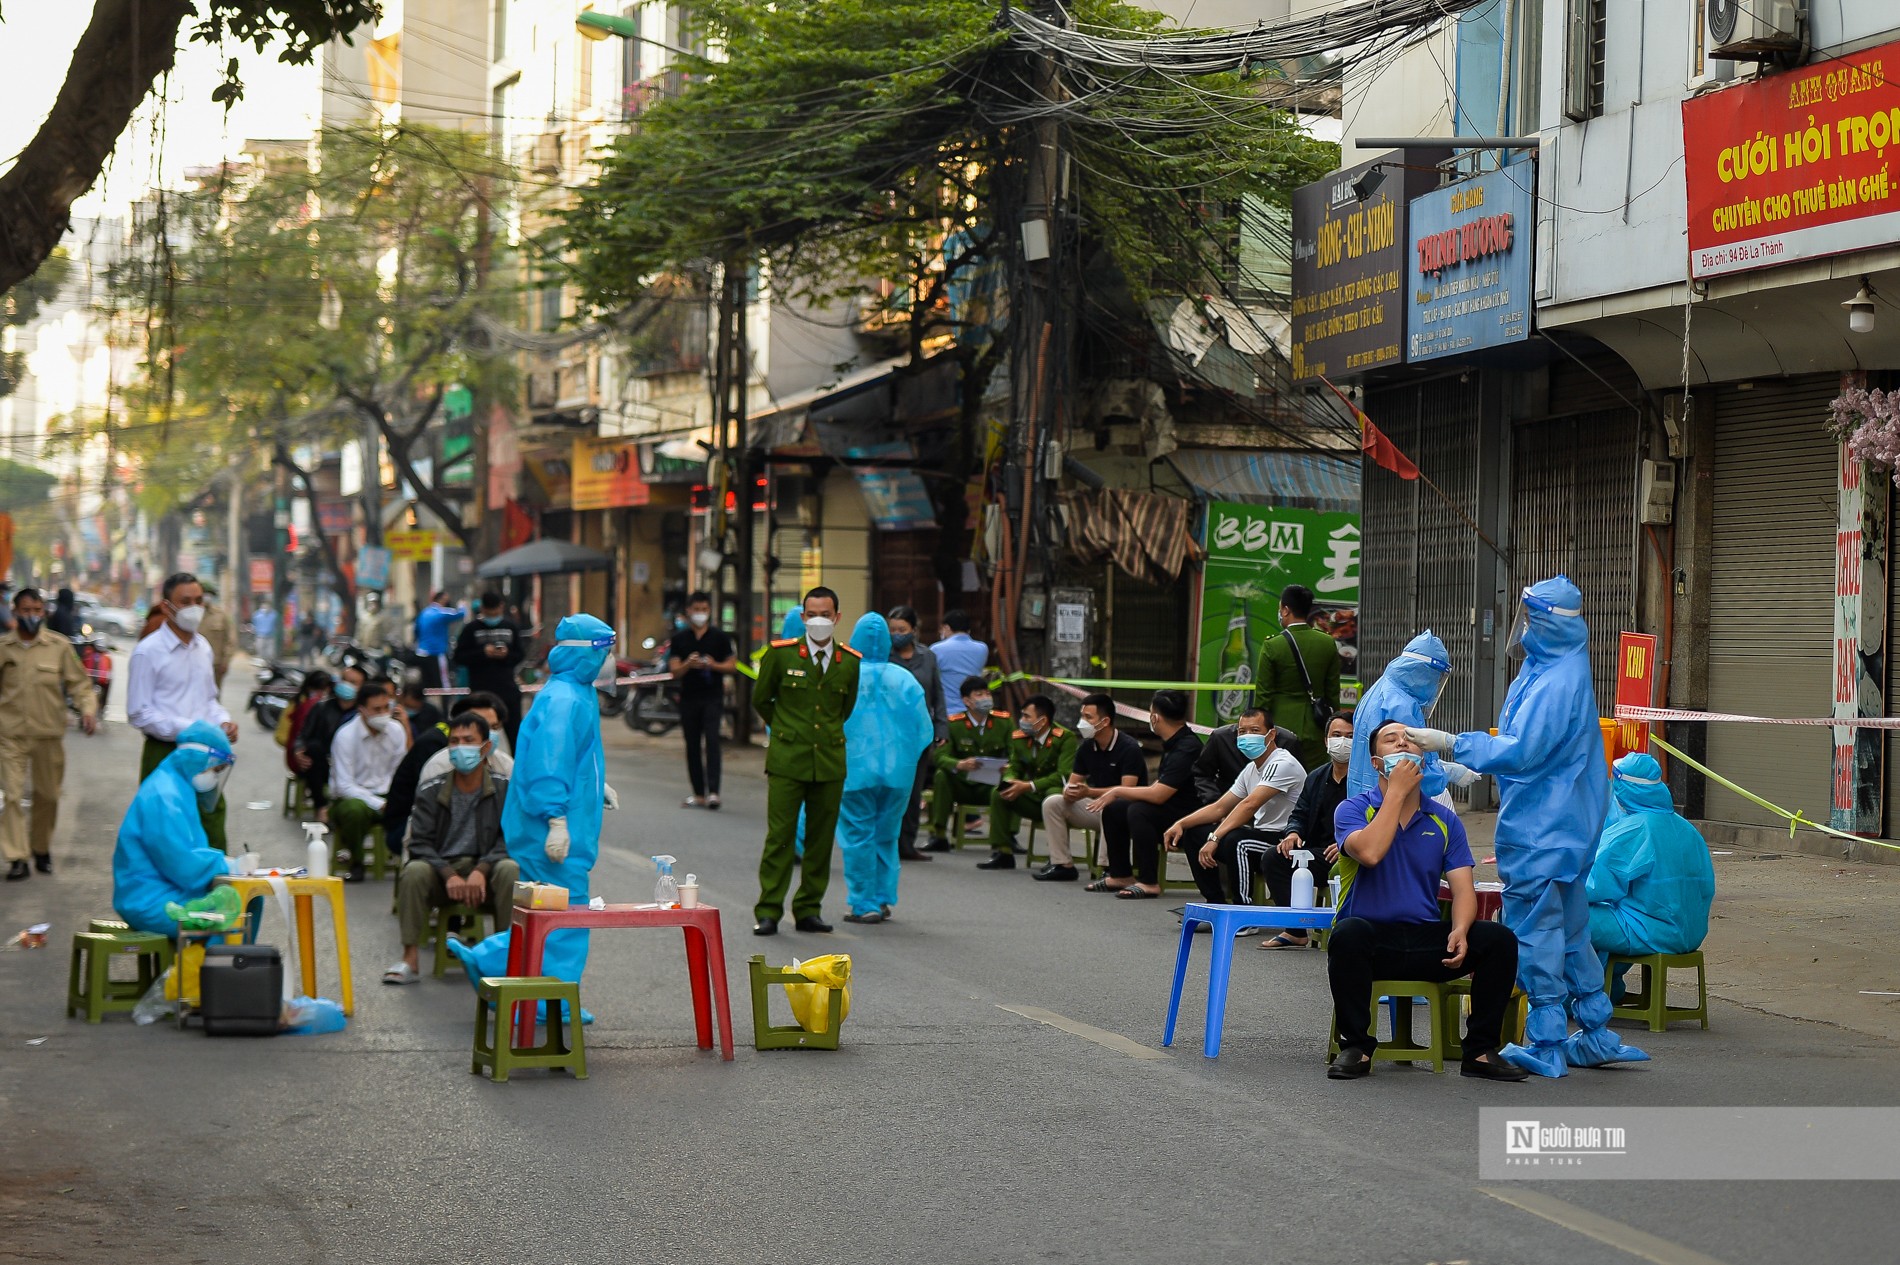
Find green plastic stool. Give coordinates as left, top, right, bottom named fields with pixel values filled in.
left=1439, top=979, right=1529, bottom=1060
left=431, top=904, right=487, bottom=978
left=1605, top=950, right=1709, bottom=1031
left=68, top=930, right=173, bottom=1023
left=748, top=955, right=844, bottom=1050
left=282, top=775, right=310, bottom=819
left=471, top=976, right=587, bottom=1082
left=1328, top=979, right=1451, bottom=1074
left=88, top=918, right=132, bottom=934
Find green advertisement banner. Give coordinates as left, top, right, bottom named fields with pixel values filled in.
left=1196, top=501, right=1360, bottom=727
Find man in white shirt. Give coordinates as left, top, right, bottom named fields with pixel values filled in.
left=1164, top=710, right=1306, bottom=907
left=328, top=681, right=412, bottom=881
left=127, top=572, right=236, bottom=851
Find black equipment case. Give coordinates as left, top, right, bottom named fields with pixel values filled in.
left=199, top=943, right=283, bottom=1036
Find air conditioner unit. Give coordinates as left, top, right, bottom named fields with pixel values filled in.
left=1704, top=0, right=1801, bottom=62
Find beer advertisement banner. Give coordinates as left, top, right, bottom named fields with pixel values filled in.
left=1195, top=502, right=1360, bottom=727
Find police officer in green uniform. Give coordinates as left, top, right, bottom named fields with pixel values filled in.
left=978, top=693, right=1076, bottom=871
left=925, top=675, right=1012, bottom=850
left=1253, top=583, right=1341, bottom=772
left=752, top=586, right=861, bottom=935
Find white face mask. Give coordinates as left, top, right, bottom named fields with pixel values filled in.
left=1077, top=719, right=1100, bottom=740
left=1326, top=735, right=1354, bottom=764
left=688, top=611, right=710, bottom=628
left=364, top=712, right=389, bottom=734
left=173, top=603, right=206, bottom=634
left=804, top=616, right=835, bottom=644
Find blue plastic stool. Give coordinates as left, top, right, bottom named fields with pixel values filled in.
left=1163, top=902, right=1336, bottom=1058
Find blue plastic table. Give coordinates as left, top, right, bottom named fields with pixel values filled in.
left=1163, top=902, right=1337, bottom=1058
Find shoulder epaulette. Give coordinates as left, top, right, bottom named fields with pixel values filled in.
left=838, top=644, right=862, bottom=658
left=1011, top=729, right=1028, bottom=739
left=1050, top=726, right=1068, bottom=737
left=993, top=710, right=1011, bottom=719
left=770, top=637, right=797, bottom=647
left=951, top=714, right=972, bottom=726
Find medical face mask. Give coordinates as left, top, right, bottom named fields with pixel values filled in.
left=335, top=680, right=359, bottom=702
left=1236, top=733, right=1270, bottom=760
left=172, top=603, right=206, bottom=634
left=891, top=631, right=914, bottom=649
left=804, top=615, right=836, bottom=643
left=482, top=616, right=503, bottom=627
left=688, top=611, right=710, bottom=628
left=182, top=745, right=232, bottom=811
left=364, top=712, right=390, bottom=734
left=15, top=615, right=40, bottom=636
left=1379, top=751, right=1424, bottom=777
left=1325, top=735, right=1354, bottom=764
left=1077, top=719, right=1100, bottom=741
left=448, top=745, right=485, bottom=773
left=969, top=696, right=994, bottom=715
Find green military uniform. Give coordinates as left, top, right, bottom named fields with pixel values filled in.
left=928, top=710, right=1013, bottom=839
left=1254, top=621, right=1341, bottom=771
left=753, top=635, right=861, bottom=922
left=988, top=723, right=1077, bottom=853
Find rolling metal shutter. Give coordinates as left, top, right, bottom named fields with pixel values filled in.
left=1704, top=378, right=1839, bottom=829
left=1508, top=408, right=1639, bottom=716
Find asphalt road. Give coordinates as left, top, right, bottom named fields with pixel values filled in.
left=0, top=662, right=1893, bottom=1263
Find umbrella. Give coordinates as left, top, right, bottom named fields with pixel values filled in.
left=476, top=539, right=615, bottom=579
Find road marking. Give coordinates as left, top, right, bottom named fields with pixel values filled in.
left=1478, top=1187, right=1730, bottom=1265
left=996, top=1004, right=1169, bottom=1061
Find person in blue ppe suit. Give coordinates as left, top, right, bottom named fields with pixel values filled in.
left=1348, top=630, right=1473, bottom=802
left=113, top=721, right=241, bottom=936
left=1409, top=576, right=1646, bottom=1077
left=1589, top=753, right=1715, bottom=997
left=450, top=614, right=614, bottom=1018
left=835, top=614, right=935, bottom=924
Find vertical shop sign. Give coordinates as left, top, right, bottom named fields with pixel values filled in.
left=1832, top=440, right=1888, bottom=834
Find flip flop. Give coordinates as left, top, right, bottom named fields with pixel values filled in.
left=1083, top=878, right=1127, bottom=893
left=1114, top=886, right=1159, bottom=900
left=1257, top=933, right=1309, bottom=950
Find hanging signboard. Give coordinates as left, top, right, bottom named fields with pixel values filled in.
left=356, top=545, right=391, bottom=592
left=248, top=558, right=274, bottom=594
left=571, top=436, right=649, bottom=510
left=384, top=530, right=436, bottom=563
left=1194, top=501, right=1360, bottom=727
left=1683, top=39, right=1900, bottom=278
left=1614, top=631, right=1657, bottom=764
left=1405, top=164, right=1535, bottom=362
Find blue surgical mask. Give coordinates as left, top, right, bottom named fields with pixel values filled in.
left=448, top=745, right=484, bottom=773
left=1236, top=733, right=1269, bottom=760
left=1380, top=752, right=1424, bottom=776
left=335, top=681, right=358, bottom=702
left=482, top=616, right=503, bottom=627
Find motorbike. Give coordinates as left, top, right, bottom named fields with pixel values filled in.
left=624, top=643, right=680, bottom=735
left=76, top=637, right=112, bottom=710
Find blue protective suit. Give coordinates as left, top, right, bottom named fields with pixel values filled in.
left=1588, top=753, right=1715, bottom=959
left=113, top=721, right=235, bottom=936
left=1350, top=630, right=1456, bottom=799
left=451, top=614, right=611, bottom=1005
left=835, top=615, right=935, bottom=917
left=1450, top=576, right=1641, bottom=1075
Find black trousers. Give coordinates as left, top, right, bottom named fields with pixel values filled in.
left=1177, top=822, right=1229, bottom=902
left=1103, top=796, right=1197, bottom=885
left=896, top=748, right=932, bottom=854
left=1327, top=917, right=1519, bottom=1059
left=679, top=695, right=724, bottom=797
left=1226, top=828, right=1331, bottom=909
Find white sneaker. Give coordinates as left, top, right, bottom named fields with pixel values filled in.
left=382, top=962, right=420, bottom=985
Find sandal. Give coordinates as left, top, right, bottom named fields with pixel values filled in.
left=682, top=796, right=706, bottom=809
left=1084, top=878, right=1129, bottom=893
left=382, top=962, right=420, bottom=985
left=1114, top=885, right=1160, bottom=900
left=1258, top=932, right=1309, bottom=950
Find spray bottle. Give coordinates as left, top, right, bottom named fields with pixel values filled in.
left=304, top=821, right=331, bottom=878
left=652, top=855, right=679, bottom=908
left=1289, top=850, right=1316, bottom=910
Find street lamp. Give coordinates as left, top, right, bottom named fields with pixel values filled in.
left=1844, top=279, right=1877, bottom=335
left=575, top=6, right=700, bottom=59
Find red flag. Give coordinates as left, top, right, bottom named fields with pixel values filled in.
left=1319, top=374, right=1418, bottom=481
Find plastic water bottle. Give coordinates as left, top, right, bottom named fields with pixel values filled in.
left=652, top=855, right=679, bottom=908
left=304, top=822, right=330, bottom=878
left=1289, top=850, right=1316, bottom=910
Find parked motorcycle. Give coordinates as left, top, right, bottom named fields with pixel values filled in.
left=624, top=643, right=680, bottom=735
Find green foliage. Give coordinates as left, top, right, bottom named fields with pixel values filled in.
left=188, top=2, right=387, bottom=105
left=0, top=456, right=57, bottom=510
left=565, top=0, right=1336, bottom=329
left=0, top=249, right=73, bottom=400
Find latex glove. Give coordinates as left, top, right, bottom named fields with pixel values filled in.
left=545, top=816, right=571, bottom=863
left=1406, top=726, right=1457, bottom=755
left=1442, top=760, right=1481, bottom=788
left=603, top=784, right=620, bottom=811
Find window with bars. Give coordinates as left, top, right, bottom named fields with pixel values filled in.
left=1564, top=0, right=1607, bottom=121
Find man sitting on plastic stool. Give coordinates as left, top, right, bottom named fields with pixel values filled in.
left=1589, top=752, right=1716, bottom=999
left=1326, top=722, right=1526, bottom=1082
left=1409, top=575, right=1648, bottom=1077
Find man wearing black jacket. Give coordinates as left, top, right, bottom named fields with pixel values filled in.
left=452, top=592, right=525, bottom=745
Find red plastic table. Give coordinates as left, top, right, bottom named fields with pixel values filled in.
left=502, top=904, right=734, bottom=1059
left=1439, top=879, right=1506, bottom=922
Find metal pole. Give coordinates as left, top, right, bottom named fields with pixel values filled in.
left=731, top=263, right=756, bottom=741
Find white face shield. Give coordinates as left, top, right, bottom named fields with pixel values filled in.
left=1505, top=589, right=1582, bottom=658
left=181, top=742, right=235, bottom=812
left=1396, top=648, right=1451, bottom=718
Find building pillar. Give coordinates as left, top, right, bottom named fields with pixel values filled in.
left=1831, top=419, right=1889, bottom=836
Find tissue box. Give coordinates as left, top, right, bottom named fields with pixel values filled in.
left=515, top=882, right=570, bottom=911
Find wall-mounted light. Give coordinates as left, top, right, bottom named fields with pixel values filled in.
left=1351, top=164, right=1388, bottom=203
left=1844, top=278, right=1877, bottom=335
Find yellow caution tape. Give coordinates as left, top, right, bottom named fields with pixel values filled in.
left=1646, top=732, right=1899, bottom=853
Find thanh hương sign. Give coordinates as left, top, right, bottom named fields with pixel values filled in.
left=1683, top=40, right=1900, bottom=279
left=1406, top=165, right=1534, bottom=362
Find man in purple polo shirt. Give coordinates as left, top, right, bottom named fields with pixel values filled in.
left=1326, top=721, right=1526, bottom=1081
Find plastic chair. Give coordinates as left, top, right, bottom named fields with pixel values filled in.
left=1327, top=980, right=1451, bottom=1074
left=282, top=775, right=310, bottom=820
left=748, top=955, right=845, bottom=1050
left=68, top=930, right=173, bottom=1023
left=1605, top=950, right=1709, bottom=1031
left=471, top=976, right=587, bottom=1081
left=431, top=903, right=487, bottom=978
left=1163, top=901, right=1336, bottom=1058
left=1438, top=978, right=1529, bottom=1059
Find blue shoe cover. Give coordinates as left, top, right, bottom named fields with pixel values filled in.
left=1563, top=1026, right=1649, bottom=1067
left=445, top=937, right=483, bottom=989
left=1498, top=1041, right=1568, bottom=1078
left=533, top=999, right=596, bottom=1025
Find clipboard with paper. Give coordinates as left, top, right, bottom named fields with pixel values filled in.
left=965, top=757, right=1008, bottom=786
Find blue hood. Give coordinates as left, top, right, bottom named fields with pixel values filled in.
left=1384, top=630, right=1451, bottom=710
left=1520, top=575, right=1588, bottom=662
left=850, top=613, right=891, bottom=664
left=1346, top=629, right=1452, bottom=798
left=549, top=613, right=615, bottom=684
left=780, top=610, right=805, bottom=640
left=1611, top=752, right=1675, bottom=815
left=168, top=720, right=233, bottom=780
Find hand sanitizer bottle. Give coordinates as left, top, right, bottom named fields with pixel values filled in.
left=1289, top=850, right=1315, bottom=910
left=652, top=855, right=679, bottom=908
left=304, top=821, right=331, bottom=878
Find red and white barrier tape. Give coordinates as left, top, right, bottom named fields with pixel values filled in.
left=1615, top=705, right=1900, bottom=730
left=424, top=671, right=672, bottom=698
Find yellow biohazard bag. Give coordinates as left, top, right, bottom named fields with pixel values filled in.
left=782, top=954, right=852, bottom=1033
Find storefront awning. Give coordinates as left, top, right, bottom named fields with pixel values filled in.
left=1169, top=448, right=1359, bottom=514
